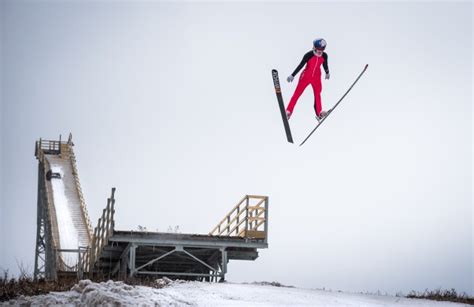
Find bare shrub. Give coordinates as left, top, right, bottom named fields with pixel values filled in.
left=407, top=288, right=474, bottom=305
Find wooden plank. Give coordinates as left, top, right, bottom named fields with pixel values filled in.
left=248, top=217, right=265, bottom=222
left=242, top=230, right=266, bottom=239
left=246, top=195, right=268, bottom=200
left=247, top=206, right=265, bottom=212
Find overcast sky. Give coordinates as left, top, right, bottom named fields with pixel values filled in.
left=1, top=0, right=472, bottom=296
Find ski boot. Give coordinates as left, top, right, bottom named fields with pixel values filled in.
left=316, top=110, right=329, bottom=122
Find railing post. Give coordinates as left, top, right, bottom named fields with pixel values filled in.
left=264, top=197, right=269, bottom=244
left=99, top=208, right=106, bottom=254
left=244, top=196, right=249, bottom=237
left=236, top=206, right=240, bottom=235
left=110, top=188, right=116, bottom=235
left=78, top=248, right=83, bottom=279
left=91, top=225, right=99, bottom=271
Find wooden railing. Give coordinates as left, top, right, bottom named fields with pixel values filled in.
left=88, top=188, right=116, bottom=272
left=66, top=136, right=93, bottom=241
left=35, top=140, right=46, bottom=164
left=209, top=195, right=268, bottom=242
left=35, top=139, right=61, bottom=157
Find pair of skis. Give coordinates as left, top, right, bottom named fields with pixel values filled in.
left=272, top=64, right=368, bottom=146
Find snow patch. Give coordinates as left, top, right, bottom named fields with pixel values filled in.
left=2, top=279, right=467, bottom=306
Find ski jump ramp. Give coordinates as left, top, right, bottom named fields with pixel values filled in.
left=34, top=136, right=93, bottom=279
left=34, top=136, right=268, bottom=281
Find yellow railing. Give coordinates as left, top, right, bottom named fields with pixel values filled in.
left=88, top=188, right=116, bottom=273
left=66, top=138, right=94, bottom=241
left=209, top=195, right=268, bottom=241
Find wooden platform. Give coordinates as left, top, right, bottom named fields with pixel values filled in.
left=82, top=193, right=270, bottom=282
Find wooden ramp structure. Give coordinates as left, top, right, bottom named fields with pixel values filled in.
left=34, top=135, right=92, bottom=280
left=34, top=136, right=269, bottom=282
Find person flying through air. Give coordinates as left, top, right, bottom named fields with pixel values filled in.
left=286, top=38, right=330, bottom=122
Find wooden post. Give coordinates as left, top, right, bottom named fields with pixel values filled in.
left=244, top=196, right=249, bottom=237
left=264, top=197, right=269, bottom=244
left=236, top=206, right=240, bottom=235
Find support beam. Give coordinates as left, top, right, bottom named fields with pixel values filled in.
left=109, top=235, right=267, bottom=249
left=34, top=163, right=47, bottom=280
left=111, top=243, right=131, bottom=276
left=220, top=248, right=227, bottom=282
left=134, top=248, right=176, bottom=273
left=129, top=244, right=137, bottom=277
left=136, top=271, right=220, bottom=278
left=181, top=248, right=218, bottom=273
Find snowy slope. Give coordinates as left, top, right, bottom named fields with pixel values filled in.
left=2, top=279, right=469, bottom=306
left=45, top=150, right=91, bottom=269
left=48, top=165, right=79, bottom=267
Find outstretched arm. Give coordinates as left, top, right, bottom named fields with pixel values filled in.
left=322, top=52, right=329, bottom=74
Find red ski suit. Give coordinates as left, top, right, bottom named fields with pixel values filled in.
left=287, top=51, right=329, bottom=117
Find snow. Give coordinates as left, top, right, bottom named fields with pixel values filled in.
left=2, top=279, right=469, bottom=306
left=49, top=166, right=79, bottom=268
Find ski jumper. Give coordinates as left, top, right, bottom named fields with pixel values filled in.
left=287, top=51, right=329, bottom=117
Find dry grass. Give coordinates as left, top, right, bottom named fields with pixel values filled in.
left=407, top=288, right=474, bottom=305
left=0, top=271, right=77, bottom=302
left=0, top=270, right=168, bottom=302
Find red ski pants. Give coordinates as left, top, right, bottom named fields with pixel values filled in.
left=286, top=77, right=322, bottom=116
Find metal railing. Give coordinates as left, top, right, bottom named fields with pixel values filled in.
left=56, top=247, right=89, bottom=279
left=209, top=195, right=268, bottom=242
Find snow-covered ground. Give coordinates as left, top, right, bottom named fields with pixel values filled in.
left=2, top=279, right=469, bottom=306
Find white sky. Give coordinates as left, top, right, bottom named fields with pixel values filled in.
left=1, top=0, right=472, bottom=296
